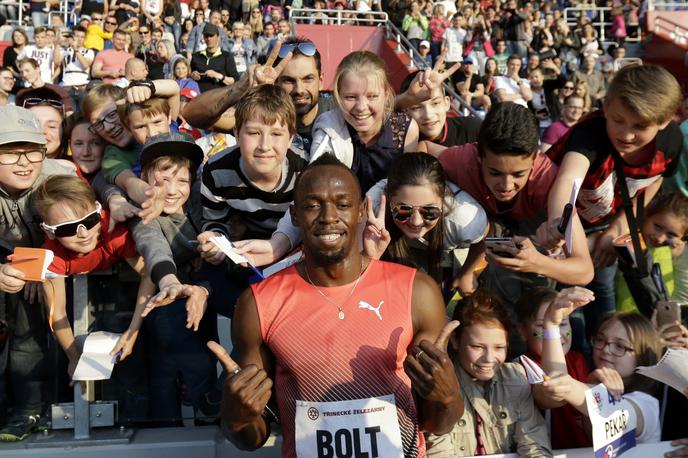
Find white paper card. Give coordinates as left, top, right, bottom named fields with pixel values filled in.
left=209, top=235, right=250, bottom=265
left=585, top=384, right=637, bottom=458
left=72, top=331, right=121, bottom=381
left=565, top=178, right=582, bottom=255
left=263, top=251, right=303, bottom=278
left=519, top=355, right=547, bottom=384
left=636, top=348, right=688, bottom=397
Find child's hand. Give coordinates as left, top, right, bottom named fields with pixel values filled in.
left=402, top=56, right=461, bottom=105
left=666, top=439, right=688, bottom=457
left=541, top=371, right=574, bottom=402
left=362, top=195, right=390, bottom=260
left=592, top=230, right=617, bottom=268
left=197, top=231, right=226, bottom=265
left=0, top=263, right=26, bottom=294
left=139, top=171, right=166, bottom=224
left=233, top=235, right=290, bottom=267
left=588, top=367, right=624, bottom=401
left=110, top=328, right=139, bottom=362
left=544, top=286, right=594, bottom=327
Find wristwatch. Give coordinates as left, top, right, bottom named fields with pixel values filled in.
left=128, top=79, right=156, bottom=97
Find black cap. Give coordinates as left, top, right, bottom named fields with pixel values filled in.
left=140, top=133, right=203, bottom=170
left=203, top=23, right=219, bottom=36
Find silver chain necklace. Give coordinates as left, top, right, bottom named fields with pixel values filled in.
left=303, top=257, right=365, bottom=320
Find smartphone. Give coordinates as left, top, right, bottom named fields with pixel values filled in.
left=485, top=237, right=521, bottom=258
left=187, top=240, right=200, bottom=248
left=656, top=301, right=681, bottom=328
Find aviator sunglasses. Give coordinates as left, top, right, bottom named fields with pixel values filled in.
left=391, top=204, right=442, bottom=223
left=270, top=42, right=317, bottom=59
left=41, top=202, right=102, bottom=237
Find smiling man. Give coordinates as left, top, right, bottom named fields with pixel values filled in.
left=208, top=153, right=464, bottom=456
left=427, top=102, right=593, bottom=292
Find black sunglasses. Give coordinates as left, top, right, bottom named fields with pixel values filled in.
left=392, top=205, right=442, bottom=222
left=41, top=202, right=102, bottom=237
left=22, top=97, right=64, bottom=113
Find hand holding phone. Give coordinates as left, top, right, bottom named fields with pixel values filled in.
left=485, top=237, right=522, bottom=258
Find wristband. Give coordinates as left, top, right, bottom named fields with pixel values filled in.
left=543, top=327, right=561, bottom=340
left=128, top=78, right=156, bottom=97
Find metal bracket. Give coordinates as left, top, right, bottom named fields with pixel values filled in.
left=51, top=401, right=117, bottom=430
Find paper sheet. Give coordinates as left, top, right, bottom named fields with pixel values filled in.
left=72, top=331, right=121, bottom=381
left=565, top=178, right=582, bottom=255
left=209, top=235, right=265, bottom=279
left=519, top=355, right=547, bottom=384
left=636, top=348, right=688, bottom=397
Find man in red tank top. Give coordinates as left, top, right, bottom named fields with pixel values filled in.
left=208, top=154, right=464, bottom=457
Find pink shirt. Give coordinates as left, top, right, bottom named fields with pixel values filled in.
left=438, top=142, right=559, bottom=221
left=93, top=49, right=131, bottom=83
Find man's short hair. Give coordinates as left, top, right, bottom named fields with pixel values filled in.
left=477, top=102, right=539, bottom=157
left=73, top=25, right=87, bottom=34
left=17, top=57, right=39, bottom=69
left=507, top=54, right=521, bottom=63
left=234, top=84, right=296, bottom=136
left=606, top=63, right=682, bottom=125
left=113, top=29, right=128, bottom=38
left=564, top=94, right=584, bottom=105
left=34, top=26, right=47, bottom=35
left=81, top=84, right=125, bottom=121
left=275, top=36, right=321, bottom=76
left=294, top=153, right=362, bottom=202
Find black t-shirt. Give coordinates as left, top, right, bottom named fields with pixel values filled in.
left=547, top=112, right=682, bottom=226
left=294, top=92, right=336, bottom=156
left=421, top=115, right=482, bottom=148
left=454, top=72, right=486, bottom=93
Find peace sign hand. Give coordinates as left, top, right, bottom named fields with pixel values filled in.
left=362, top=195, right=391, bottom=260
left=404, top=320, right=461, bottom=405
left=401, top=55, right=461, bottom=107
left=248, top=39, right=293, bottom=87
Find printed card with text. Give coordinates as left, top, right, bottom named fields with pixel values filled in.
left=585, top=384, right=637, bottom=458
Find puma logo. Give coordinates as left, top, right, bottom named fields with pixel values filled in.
left=358, top=300, right=384, bottom=320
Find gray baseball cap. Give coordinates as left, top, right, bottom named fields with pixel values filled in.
left=0, top=105, right=46, bottom=146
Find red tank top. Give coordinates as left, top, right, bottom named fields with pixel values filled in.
left=252, top=259, right=426, bottom=458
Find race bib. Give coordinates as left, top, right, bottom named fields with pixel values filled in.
left=585, top=384, right=637, bottom=458
left=295, top=395, right=404, bottom=458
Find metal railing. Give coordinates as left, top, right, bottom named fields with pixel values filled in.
left=289, top=7, right=388, bottom=26
left=648, top=0, right=688, bottom=10
left=0, top=0, right=76, bottom=28
left=652, top=13, right=688, bottom=47
left=563, top=6, right=642, bottom=43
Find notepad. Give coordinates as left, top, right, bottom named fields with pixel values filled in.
left=72, top=331, right=121, bottom=381
left=209, top=235, right=265, bottom=279
left=564, top=178, right=582, bottom=256
left=636, top=348, right=688, bottom=397
left=10, top=247, right=55, bottom=282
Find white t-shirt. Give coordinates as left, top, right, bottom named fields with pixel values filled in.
left=494, top=75, right=530, bottom=107
left=143, top=0, right=162, bottom=16
left=442, top=27, right=467, bottom=63
left=625, top=391, right=661, bottom=444
left=19, top=44, right=54, bottom=83
left=232, top=42, right=247, bottom=73
left=61, top=47, right=95, bottom=87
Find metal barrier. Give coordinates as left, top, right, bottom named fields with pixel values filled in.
left=0, top=0, right=76, bottom=27
left=563, top=6, right=642, bottom=43
left=652, top=14, right=688, bottom=46
left=648, top=0, right=688, bottom=10
left=288, top=7, right=388, bottom=26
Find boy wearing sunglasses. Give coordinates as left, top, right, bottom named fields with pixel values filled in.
left=0, top=106, right=77, bottom=442
left=35, top=175, right=155, bottom=386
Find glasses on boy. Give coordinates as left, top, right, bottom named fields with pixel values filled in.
left=0, top=148, right=47, bottom=165
left=88, top=108, right=119, bottom=134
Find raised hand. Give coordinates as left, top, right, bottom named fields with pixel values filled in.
left=402, top=56, right=461, bottom=105
left=142, top=284, right=209, bottom=331
left=207, top=341, right=274, bottom=429
left=197, top=231, right=226, bottom=265
left=588, top=367, right=624, bottom=401
left=544, top=286, right=594, bottom=327
left=362, top=195, right=391, bottom=260
left=249, top=39, right=293, bottom=87
left=404, top=320, right=461, bottom=404
left=138, top=171, right=166, bottom=224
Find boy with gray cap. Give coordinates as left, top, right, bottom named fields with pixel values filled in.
left=0, top=105, right=75, bottom=441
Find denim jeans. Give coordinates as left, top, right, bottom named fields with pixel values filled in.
left=144, top=298, right=217, bottom=425
left=0, top=292, right=49, bottom=423
left=31, top=11, right=48, bottom=27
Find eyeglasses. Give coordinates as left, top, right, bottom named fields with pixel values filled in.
left=106, top=20, right=118, bottom=25
left=276, top=42, right=317, bottom=58
left=22, top=97, right=64, bottom=113
left=92, top=16, right=104, bottom=21
left=562, top=85, right=574, bottom=91
left=88, top=108, right=119, bottom=134
left=0, top=148, right=46, bottom=165
left=41, top=202, right=102, bottom=237
left=391, top=204, right=442, bottom=222
left=591, top=336, right=635, bottom=357
left=1, top=76, right=15, bottom=81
